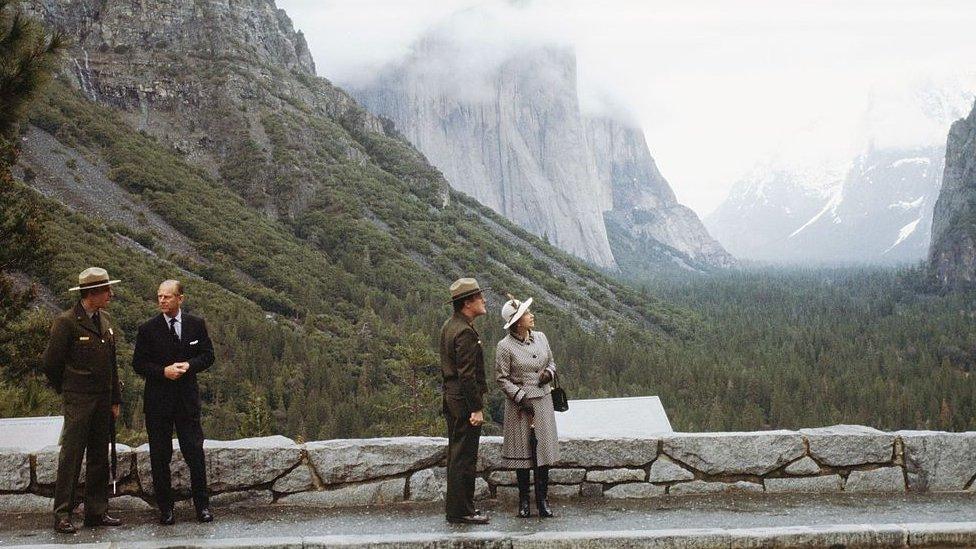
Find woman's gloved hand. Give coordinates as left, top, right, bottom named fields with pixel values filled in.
left=517, top=397, right=535, bottom=415
left=537, top=369, right=553, bottom=387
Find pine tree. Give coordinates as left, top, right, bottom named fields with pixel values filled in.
left=939, top=397, right=953, bottom=430
left=237, top=384, right=273, bottom=438
left=373, top=332, right=440, bottom=436
left=0, top=1, right=63, bottom=414
left=0, top=0, right=64, bottom=153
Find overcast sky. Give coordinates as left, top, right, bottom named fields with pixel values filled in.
left=278, top=0, right=976, bottom=216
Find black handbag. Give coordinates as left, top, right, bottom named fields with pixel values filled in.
left=550, top=372, right=569, bottom=412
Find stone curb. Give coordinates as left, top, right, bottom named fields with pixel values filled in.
left=7, top=522, right=976, bottom=548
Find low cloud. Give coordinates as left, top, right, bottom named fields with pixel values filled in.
left=279, top=0, right=976, bottom=216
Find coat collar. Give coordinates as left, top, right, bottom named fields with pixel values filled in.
left=508, top=330, right=535, bottom=345
left=154, top=312, right=176, bottom=332
left=453, top=311, right=480, bottom=334
left=73, top=301, right=104, bottom=337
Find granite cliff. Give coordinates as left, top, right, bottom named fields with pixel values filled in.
left=29, top=0, right=384, bottom=218
left=585, top=116, right=735, bottom=270
left=350, top=30, right=732, bottom=273
left=930, top=100, right=976, bottom=288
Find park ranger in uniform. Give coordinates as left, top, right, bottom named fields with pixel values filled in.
left=439, top=277, right=490, bottom=524
left=43, top=267, right=123, bottom=534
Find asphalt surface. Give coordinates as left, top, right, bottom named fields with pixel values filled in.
left=2, top=492, right=976, bottom=546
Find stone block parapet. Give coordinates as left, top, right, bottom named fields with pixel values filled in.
left=1, top=425, right=970, bottom=512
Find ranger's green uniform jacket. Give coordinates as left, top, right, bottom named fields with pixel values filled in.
left=439, top=312, right=487, bottom=412
left=43, top=302, right=121, bottom=403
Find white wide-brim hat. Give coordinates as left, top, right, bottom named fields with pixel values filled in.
left=502, top=296, right=533, bottom=330
left=68, top=267, right=121, bottom=292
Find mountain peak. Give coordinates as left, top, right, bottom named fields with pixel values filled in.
left=30, top=0, right=316, bottom=76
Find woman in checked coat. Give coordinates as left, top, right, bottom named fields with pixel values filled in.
left=495, top=294, right=560, bottom=518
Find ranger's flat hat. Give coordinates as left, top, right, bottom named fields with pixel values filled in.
left=68, top=267, right=121, bottom=292
left=448, top=277, right=488, bottom=303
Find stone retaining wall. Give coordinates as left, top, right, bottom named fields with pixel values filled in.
left=2, top=425, right=974, bottom=512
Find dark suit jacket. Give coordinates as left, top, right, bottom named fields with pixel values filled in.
left=42, top=302, right=121, bottom=403
left=132, top=311, right=214, bottom=417
left=439, top=312, right=487, bottom=412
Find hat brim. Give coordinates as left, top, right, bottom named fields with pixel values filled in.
left=447, top=286, right=489, bottom=304
left=503, top=297, right=533, bottom=330
left=68, top=279, right=121, bottom=292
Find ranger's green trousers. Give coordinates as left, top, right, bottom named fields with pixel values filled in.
left=53, top=391, right=111, bottom=520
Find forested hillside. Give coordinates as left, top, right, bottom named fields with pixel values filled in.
left=4, top=76, right=696, bottom=443
left=636, top=267, right=976, bottom=432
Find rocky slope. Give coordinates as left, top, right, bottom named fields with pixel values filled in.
left=585, top=116, right=734, bottom=270
left=14, top=0, right=694, bottom=439
left=930, top=100, right=976, bottom=288
left=23, top=0, right=691, bottom=327
left=28, top=0, right=368, bottom=218
left=350, top=28, right=731, bottom=273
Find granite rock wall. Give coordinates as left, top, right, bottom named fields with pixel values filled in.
left=2, top=425, right=973, bottom=513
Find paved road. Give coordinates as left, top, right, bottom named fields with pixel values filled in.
left=2, top=493, right=975, bottom=546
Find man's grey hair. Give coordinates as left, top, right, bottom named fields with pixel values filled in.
left=161, top=279, right=183, bottom=295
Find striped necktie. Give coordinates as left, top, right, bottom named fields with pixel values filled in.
left=169, top=317, right=180, bottom=342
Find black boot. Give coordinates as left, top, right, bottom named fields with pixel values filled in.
left=516, top=469, right=531, bottom=518
left=535, top=466, right=553, bottom=518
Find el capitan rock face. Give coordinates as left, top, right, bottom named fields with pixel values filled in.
left=354, top=44, right=617, bottom=269
left=351, top=30, right=731, bottom=272
left=930, top=100, right=976, bottom=288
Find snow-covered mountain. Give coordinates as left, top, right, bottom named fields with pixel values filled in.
left=706, top=77, right=975, bottom=265
left=704, top=161, right=845, bottom=262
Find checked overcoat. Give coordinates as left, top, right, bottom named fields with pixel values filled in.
left=495, top=330, right=559, bottom=468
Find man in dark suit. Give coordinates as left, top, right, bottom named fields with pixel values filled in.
left=132, top=279, right=215, bottom=525
left=439, top=277, right=489, bottom=524
left=43, top=267, right=124, bottom=534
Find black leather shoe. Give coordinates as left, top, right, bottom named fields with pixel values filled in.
left=535, top=466, right=554, bottom=518
left=536, top=497, right=554, bottom=518
left=54, top=517, right=76, bottom=534
left=446, top=512, right=490, bottom=524
left=518, top=495, right=531, bottom=518
left=159, top=508, right=175, bottom=525
left=83, top=514, right=122, bottom=527
left=197, top=508, right=214, bottom=523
